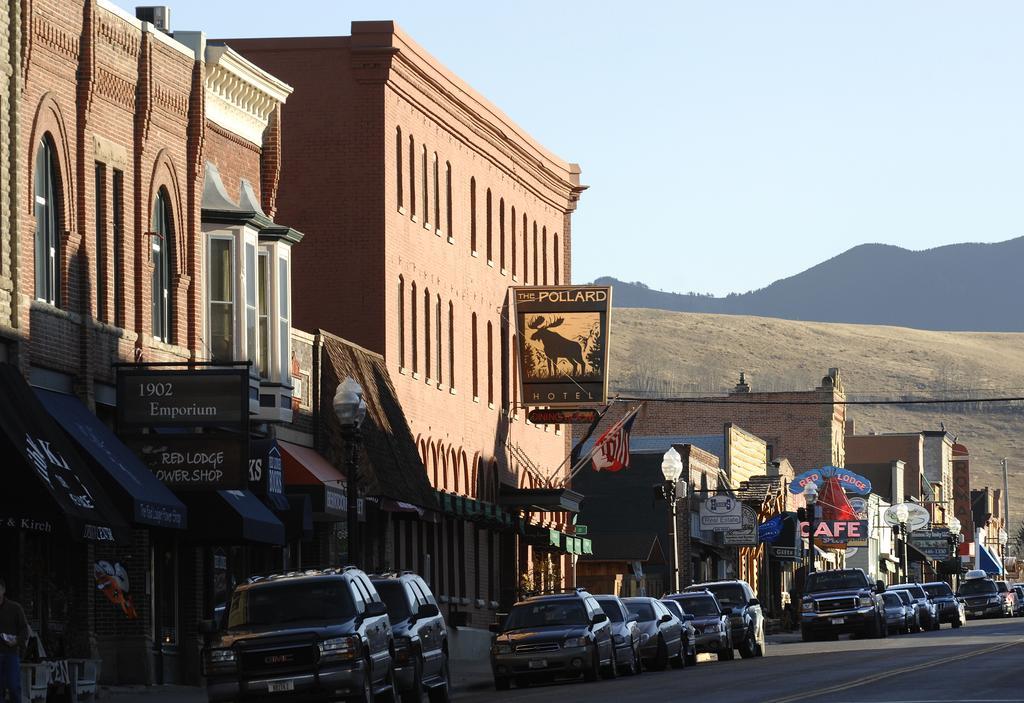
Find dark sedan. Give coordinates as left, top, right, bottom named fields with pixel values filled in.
left=595, top=595, right=642, bottom=676
left=922, top=581, right=965, bottom=628
left=622, top=597, right=685, bottom=671
left=660, top=599, right=698, bottom=666
left=881, top=591, right=910, bottom=635
left=664, top=592, right=733, bottom=661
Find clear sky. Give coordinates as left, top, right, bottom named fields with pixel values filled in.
left=157, top=1, right=1024, bottom=296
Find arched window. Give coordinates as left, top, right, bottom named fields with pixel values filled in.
left=470, top=178, right=477, bottom=253
left=532, top=222, right=539, bottom=284
left=512, top=333, right=519, bottom=415
left=499, top=198, right=506, bottom=270
left=500, top=317, right=509, bottom=411
left=433, top=153, right=440, bottom=231
left=435, top=294, right=442, bottom=383
left=445, top=162, right=453, bottom=238
left=33, top=136, right=61, bottom=306
left=424, top=287, right=431, bottom=379
left=485, top=189, right=493, bottom=262
left=471, top=312, right=479, bottom=399
left=522, top=213, right=529, bottom=283
left=486, top=320, right=494, bottom=405
left=152, top=188, right=174, bottom=342
left=542, top=226, right=548, bottom=285
left=395, top=127, right=403, bottom=210
left=408, top=135, right=416, bottom=219
left=422, top=145, right=429, bottom=226
left=448, top=302, right=455, bottom=388
left=510, top=206, right=517, bottom=277
left=411, top=281, right=419, bottom=374
left=398, top=276, right=405, bottom=368
left=554, top=233, right=560, bottom=285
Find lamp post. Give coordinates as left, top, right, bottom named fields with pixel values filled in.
left=948, top=516, right=963, bottom=588
left=661, top=447, right=685, bottom=593
left=804, top=483, right=819, bottom=575
left=333, top=377, right=367, bottom=566
left=999, top=529, right=1009, bottom=570
left=895, top=504, right=910, bottom=583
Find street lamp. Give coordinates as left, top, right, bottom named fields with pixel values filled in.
left=334, top=377, right=367, bottom=566
left=661, top=447, right=685, bottom=593
left=803, top=482, right=819, bottom=574
left=999, top=529, right=1009, bottom=566
left=895, top=504, right=910, bottom=584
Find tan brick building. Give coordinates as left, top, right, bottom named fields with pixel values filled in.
left=231, top=23, right=586, bottom=618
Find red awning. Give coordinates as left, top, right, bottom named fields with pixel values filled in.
left=279, top=440, right=346, bottom=486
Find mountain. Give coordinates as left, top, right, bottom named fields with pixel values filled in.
left=609, top=307, right=1024, bottom=541
left=596, top=237, right=1024, bottom=332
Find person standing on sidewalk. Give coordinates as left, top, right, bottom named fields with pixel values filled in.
left=0, top=577, right=29, bottom=703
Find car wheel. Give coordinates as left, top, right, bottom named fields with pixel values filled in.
left=349, top=658, right=374, bottom=703
left=718, top=644, right=734, bottom=661
left=670, top=639, right=685, bottom=669
left=494, top=677, right=510, bottom=691
left=583, top=648, right=600, bottom=682
left=650, top=636, right=669, bottom=671
left=376, top=666, right=399, bottom=703
left=755, top=633, right=765, bottom=657
left=427, top=655, right=450, bottom=703
left=867, top=614, right=883, bottom=639
left=400, top=658, right=424, bottom=703
left=686, top=644, right=698, bottom=667
left=739, top=629, right=757, bottom=659
left=800, top=627, right=816, bottom=643
left=952, top=618, right=962, bottom=629
left=632, top=644, right=643, bottom=676
left=602, top=647, right=618, bottom=679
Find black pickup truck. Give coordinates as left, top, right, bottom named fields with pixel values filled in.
left=800, top=568, right=887, bottom=642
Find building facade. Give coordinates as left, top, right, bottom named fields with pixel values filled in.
left=230, top=22, right=586, bottom=621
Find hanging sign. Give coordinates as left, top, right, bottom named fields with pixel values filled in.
left=758, top=514, right=785, bottom=544
left=801, top=519, right=870, bottom=547
left=724, top=504, right=759, bottom=546
left=116, top=368, right=249, bottom=430
left=700, top=495, right=743, bottom=531
left=882, top=503, right=930, bottom=531
left=789, top=467, right=873, bottom=495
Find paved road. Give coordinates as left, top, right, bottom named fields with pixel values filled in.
left=458, top=617, right=1024, bottom=703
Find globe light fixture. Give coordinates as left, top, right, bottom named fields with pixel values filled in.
left=948, top=516, right=961, bottom=535
left=333, top=377, right=367, bottom=428
left=661, top=447, right=683, bottom=483
left=803, top=481, right=819, bottom=505
left=895, top=503, right=909, bottom=525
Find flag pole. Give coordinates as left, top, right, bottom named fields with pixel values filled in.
left=564, top=404, right=643, bottom=486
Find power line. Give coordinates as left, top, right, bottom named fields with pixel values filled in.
left=615, top=395, right=1024, bottom=406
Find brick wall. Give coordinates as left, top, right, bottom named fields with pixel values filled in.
left=0, top=0, right=17, bottom=335
left=846, top=433, right=924, bottom=502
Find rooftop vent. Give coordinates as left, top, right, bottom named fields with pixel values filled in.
left=136, top=6, right=171, bottom=33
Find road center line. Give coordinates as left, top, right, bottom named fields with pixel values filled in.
left=763, top=639, right=1023, bottom=703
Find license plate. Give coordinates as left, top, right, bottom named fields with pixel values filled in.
left=528, top=659, right=547, bottom=669
left=268, top=680, right=295, bottom=693
left=830, top=618, right=844, bottom=625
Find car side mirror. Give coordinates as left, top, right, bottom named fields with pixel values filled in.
left=875, top=581, right=886, bottom=594
left=659, top=614, right=673, bottom=624
left=364, top=601, right=388, bottom=618
left=416, top=603, right=440, bottom=620
left=591, top=613, right=608, bottom=626
left=627, top=614, right=638, bottom=623
left=747, top=598, right=759, bottom=607
left=199, top=619, right=217, bottom=635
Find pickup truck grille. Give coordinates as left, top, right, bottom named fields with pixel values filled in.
left=240, top=643, right=318, bottom=674
left=515, top=642, right=560, bottom=654
left=816, top=597, right=858, bottom=612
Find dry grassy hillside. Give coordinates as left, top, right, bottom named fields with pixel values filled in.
left=609, top=308, right=1024, bottom=541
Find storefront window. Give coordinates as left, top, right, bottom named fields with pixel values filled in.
left=258, top=250, right=270, bottom=378
left=208, top=236, right=234, bottom=362
left=152, top=189, right=174, bottom=342
left=245, top=241, right=257, bottom=370
left=278, top=252, right=290, bottom=383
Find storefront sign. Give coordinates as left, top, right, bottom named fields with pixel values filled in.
left=127, top=436, right=245, bottom=490
left=758, top=514, right=784, bottom=544
left=724, top=504, right=759, bottom=546
left=250, top=439, right=284, bottom=496
left=789, top=467, right=873, bottom=495
left=699, top=495, right=743, bottom=531
left=512, top=285, right=611, bottom=407
left=910, top=528, right=953, bottom=560
left=800, top=519, right=869, bottom=547
left=527, top=408, right=600, bottom=425
left=882, top=502, right=930, bottom=531
left=116, top=368, right=248, bottom=430
left=769, top=513, right=802, bottom=561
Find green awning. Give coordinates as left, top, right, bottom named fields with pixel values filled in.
left=581, top=538, right=593, bottom=555
left=549, top=528, right=562, bottom=548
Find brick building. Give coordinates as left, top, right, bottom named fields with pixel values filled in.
left=0, top=0, right=17, bottom=344
left=230, top=22, right=586, bottom=621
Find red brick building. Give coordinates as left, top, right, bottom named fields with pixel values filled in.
left=231, top=23, right=586, bottom=619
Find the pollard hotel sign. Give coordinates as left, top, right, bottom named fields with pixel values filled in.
left=512, top=285, right=611, bottom=407
left=117, top=368, right=248, bottom=430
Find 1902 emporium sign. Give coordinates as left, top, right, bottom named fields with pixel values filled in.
left=512, top=286, right=611, bottom=407
left=116, top=368, right=249, bottom=430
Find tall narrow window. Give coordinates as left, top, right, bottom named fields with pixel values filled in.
left=448, top=302, right=455, bottom=389
left=424, top=288, right=432, bottom=380
left=471, top=313, right=478, bottom=398
left=487, top=320, right=494, bottom=406
left=409, top=135, right=416, bottom=220
left=411, top=281, right=419, bottom=374
left=522, top=214, right=529, bottom=284
left=396, top=127, right=404, bottom=211
left=208, top=236, right=235, bottom=362
left=112, top=170, right=124, bottom=326
left=510, top=206, right=517, bottom=277
left=532, top=223, right=539, bottom=285
left=34, top=136, right=60, bottom=306
left=499, top=198, right=505, bottom=270
left=433, top=152, right=440, bottom=231
left=554, top=233, right=560, bottom=284
left=258, top=250, right=271, bottom=378
left=470, top=178, right=477, bottom=252
left=94, top=163, right=107, bottom=320
left=398, top=276, right=405, bottom=368
left=500, top=318, right=509, bottom=410
left=445, top=162, right=453, bottom=238
left=485, top=189, right=493, bottom=262
left=422, top=145, right=429, bottom=226
left=542, top=226, right=548, bottom=285
left=512, top=334, right=519, bottom=415
left=245, top=242, right=257, bottom=368
left=278, top=251, right=291, bottom=382
left=435, top=294, right=442, bottom=383
left=151, top=188, right=174, bottom=342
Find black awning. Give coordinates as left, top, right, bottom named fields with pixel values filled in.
left=498, top=486, right=583, bottom=513
left=35, top=389, right=187, bottom=530
left=768, top=512, right=803, bottom=562
left=180, top=490, right=285, bottom=545
left=259, top=492, right=312, bottom=542
left=0, top=363, right=129, bottom=543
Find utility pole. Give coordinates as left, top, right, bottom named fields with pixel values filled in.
left=1002, top=458, right=1010, bottom=544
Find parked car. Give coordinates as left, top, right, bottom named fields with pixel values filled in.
left=881, top=591, right=910, bottom=635
left=621, top=597, right=685, bottom=671
left=664, top=591, right=733, bottom=661
left=958, top=572, right=1003, bottom=619
left=660, top=599, right=698, bottom=666
left=798, top=568, right=886, bottom=641
left=887, top=584, right=940, bottom=631
left=922, top=581, right=965, bottom=628
left=489, top=588, right=615, bottom=690
left=1012, top=585, right=1024, bottom=617
left=684, top=579, right=765, bottom=658
left=201, top=566, right=397, bottom=703
left=995, top=581, right=1016, bottom=617
left=892, top=589, right=921, bottom=632
left=370, top=572, right=450, bottom=702
left=595, top=595, right=643, bottom=676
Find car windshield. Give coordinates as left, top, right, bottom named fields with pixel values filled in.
left=895, top=591, right=912, bottom=605
left=958, top=579, right=997, bottom=596
left=503, top=601, right=589, bottom=630
left=923, top=583, right=952, bottom=599
left=704, top=585, right=746, bottom=607
left=882, top=593, right=901, bottom=606
left=675, top=596, right=718, bottom=616
left=805, top=571, right=868, bottom=593
left=227, top=580, right=356, bottom=630
left=624, top=601, right=656, bottom=622
left=597, top=600, right=624, bottom=623
left=374, top=581, right=412, bottom=621
left=661, top=601, right=684, bottom=620
left=996, top=582, right=1008, bottom=593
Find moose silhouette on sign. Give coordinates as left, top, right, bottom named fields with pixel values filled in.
left=528, top=315, right=586, bottom=377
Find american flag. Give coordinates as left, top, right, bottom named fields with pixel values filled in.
left=591, top=407, right=640, bottom=472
